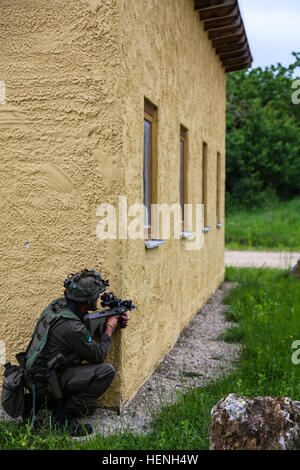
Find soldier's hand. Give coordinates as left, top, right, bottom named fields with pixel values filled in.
left=120, top=313, right=129, bottom=328
left=106, top=315, right=120, bottom=330
left=106, top=314, right=129, bottom=330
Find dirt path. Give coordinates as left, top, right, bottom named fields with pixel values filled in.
left=225, top=250, right=300, bottom=269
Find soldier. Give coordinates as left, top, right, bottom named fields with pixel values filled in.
left=23, top=269, right=128, bottom=437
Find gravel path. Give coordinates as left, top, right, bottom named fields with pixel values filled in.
left=82, top=250, right=299, bottom=436
left=225, top=249, right=300, bottom=269
left=81, top=281, right=240, bottom=437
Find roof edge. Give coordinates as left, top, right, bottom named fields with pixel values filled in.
left=194, top=0, right=253, bottom=73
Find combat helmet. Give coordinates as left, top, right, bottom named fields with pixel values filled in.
left=64, top=269, right=109, bottom=304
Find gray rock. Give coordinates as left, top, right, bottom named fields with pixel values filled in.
left=209, top=394, right=300, bottom=450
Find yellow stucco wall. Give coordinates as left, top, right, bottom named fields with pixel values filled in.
left=0, top=0, right=226, bottom=408
left=118, top=0, right=226, bottom=404
left=0, top=0, right=124, bottom=405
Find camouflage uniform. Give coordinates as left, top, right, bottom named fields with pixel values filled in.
left=27, top=297, right=115, bottom=417
left=24, top=270, right=116, bottom=430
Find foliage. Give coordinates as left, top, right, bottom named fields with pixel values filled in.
left=226, top=52, right=300, bottom=209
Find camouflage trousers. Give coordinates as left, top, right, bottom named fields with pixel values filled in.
left=58, top=363, right=116, bottom=416
left=33, top=363, right=115, bottom=418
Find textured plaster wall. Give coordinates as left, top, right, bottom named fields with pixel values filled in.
left=0, top=0, right=124, bottom=405
left=0, top=0, right=226, bottom=408
left=118, top=0, right=226, bottom=404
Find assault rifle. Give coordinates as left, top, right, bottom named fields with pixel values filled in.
left=83, top=292, right=136, bottom=338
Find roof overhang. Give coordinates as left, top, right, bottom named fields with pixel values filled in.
left=194, top=0, right=253, bottom=73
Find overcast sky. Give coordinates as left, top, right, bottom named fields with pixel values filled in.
left=238, top=0, right=300, bottom=71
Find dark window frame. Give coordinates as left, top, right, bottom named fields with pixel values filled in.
left=202, top=142, right=208, bottom=228
left=216, top=152, right=221, bottom=223
left=143, top=100, right=157, bottom=239
left=180, top=126, right=187, bottom=231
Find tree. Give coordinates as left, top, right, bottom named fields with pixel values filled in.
left=226, top=52, right=300, bottom=210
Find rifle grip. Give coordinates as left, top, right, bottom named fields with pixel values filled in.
left=119, top=315, right=127, bottom=329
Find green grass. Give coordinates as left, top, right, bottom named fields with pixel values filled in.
left=1, top=267, right=300, bottom=449
left=225, top=198, right=300, bottom=251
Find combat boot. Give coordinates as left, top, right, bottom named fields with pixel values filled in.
left=50, top=416, right=93, bottom=437
left=51, top=399, right=93, bottom=437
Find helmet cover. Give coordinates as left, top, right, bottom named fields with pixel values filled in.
left=64, top=269, right=109, bottom=304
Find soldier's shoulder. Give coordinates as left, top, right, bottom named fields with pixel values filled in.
left=50, top=313, right=84, bottom=338
left=56, top=318, right=91, bottom=345
left=54, top=314, right=82, bottom=327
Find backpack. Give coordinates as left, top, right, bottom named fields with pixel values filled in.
left=1, top=298, right=79, bottom=421
left=1, top=363, right=26, bottom=419
left=25, top=298, right=79, bottom=371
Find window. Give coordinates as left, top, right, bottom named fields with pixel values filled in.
left=216, top=152, right=224, bottom=228
left=180, top=127, right=187, bottom=230
left=143, top=100, right=157, bottom=239
left=202, top=142, right=208, bottom=229
left=216, top=152, right=221, bottom=223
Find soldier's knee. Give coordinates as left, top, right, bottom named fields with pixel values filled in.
left=105, top=363, right=116, bottom=378
left=93, top=363, right=115, bottom=394
left=95, top=363, right=115, bottom=379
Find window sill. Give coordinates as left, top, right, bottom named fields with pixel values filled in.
left=144, top=239, right=164, bottom=249
left=216, top=223, right=224, bottom=228
left=180, top=231, right=194, bottom=239
left=203, top=226, right=211, bottom=233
